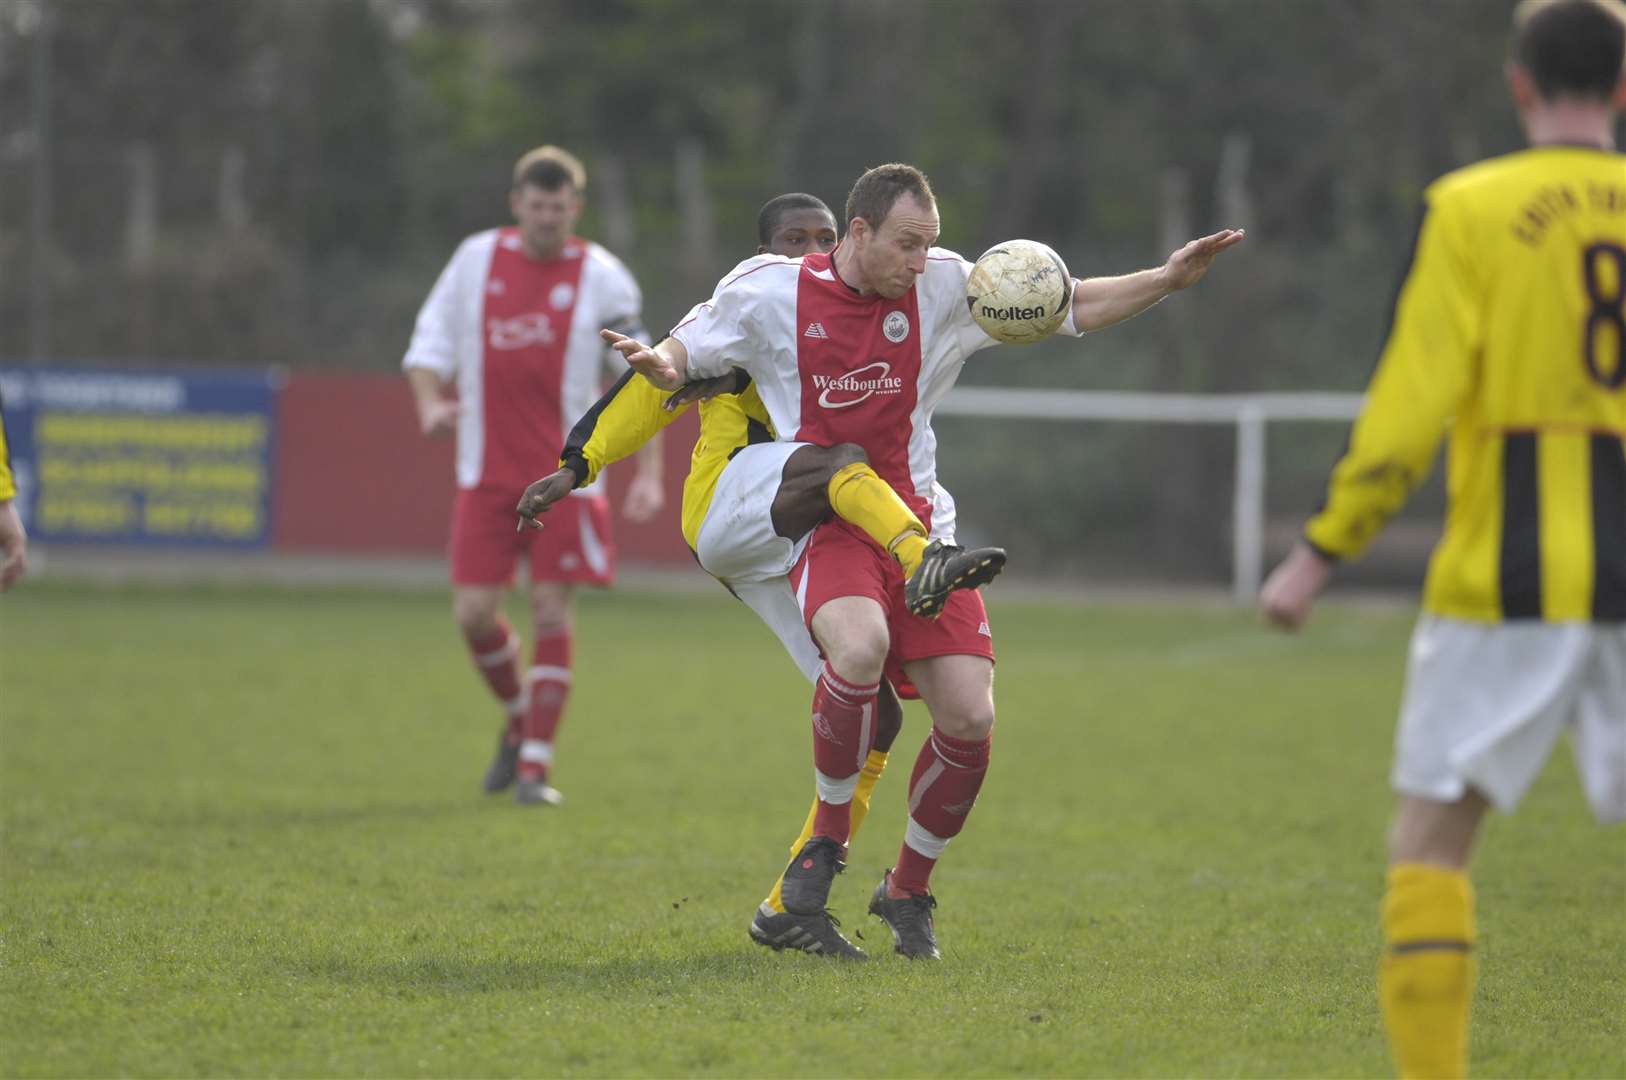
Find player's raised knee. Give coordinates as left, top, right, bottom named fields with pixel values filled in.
left=933, top=699, right=995, bottom=742
left=824, top=634, right=888, bottom=686
left=814, top=602, right=890, bottom=686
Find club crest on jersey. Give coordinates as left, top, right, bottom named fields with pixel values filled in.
left=882, top=310, right=910, bottom=344
left=811, top=361, right=904, bottom=410
left=487, top=313, right=557, bottom=349
left=549, top=282, right=576, bottom=311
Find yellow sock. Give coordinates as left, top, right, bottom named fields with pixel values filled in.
left=764, top=750, right=890, bottom=914
left=764, top=802, right=819, bottom=913
left=827, top=463, right=928, bottom=578
left=849, top=749, right=888, bottom=839
left=1380, top=863, right=1476, bottom=1080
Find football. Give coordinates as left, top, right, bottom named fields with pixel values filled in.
left=965, top=239, right=1072, bottom=345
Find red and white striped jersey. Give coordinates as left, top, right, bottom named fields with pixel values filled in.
left=403, top=228, right=646, bottom=493
left=670, top=247, right=1081, bottom=538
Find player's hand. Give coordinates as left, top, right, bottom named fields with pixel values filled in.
left=0, top=501, right=28, bottom=592
left=514, top=468, right=576, bottom=531
left=602, top=329, right=683, bottom=390
left=417, top=398, right=460, bottom=439
left=1161, top=228, right=1245, bottom=292
left=1259, top=540, right=1334, bottom=631
left=664, top=370, right=746, bottom=412
left=621, top=469, right=664, bottom=524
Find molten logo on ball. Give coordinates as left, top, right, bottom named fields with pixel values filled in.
left=965, top=239, right=1071, bottom=345
left=978, top=303, right=1049, bottom=321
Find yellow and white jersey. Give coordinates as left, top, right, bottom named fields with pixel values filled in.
left=565, top=373, right=774, bottom=550
left=0, top=397, right=15, bottom=501
left=677, top=384, right=774, bottom=549
left=1306, top=146, right=1626, bottom=622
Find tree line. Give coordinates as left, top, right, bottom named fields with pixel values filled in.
left=0, top=0, right=1573, bottom=577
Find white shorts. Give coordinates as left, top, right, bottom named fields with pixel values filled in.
left=694, top=442, right=811, bottom=584
left=1392, top=615, right=1626, bottom=822
left=730, top=576, right=823, bottom=684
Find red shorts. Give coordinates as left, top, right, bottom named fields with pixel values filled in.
left=449, top=488, right=615, bottom=587
left=790, top=518, right=995, bottom=692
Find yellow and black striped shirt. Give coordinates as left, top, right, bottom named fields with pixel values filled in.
left=561, top=371, right=774, bottom=550
left=0, top=392, right=15, bottom=502
left=1306, top=145, right=1626, bottom=622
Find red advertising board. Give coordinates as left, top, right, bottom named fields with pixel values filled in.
left=271, top=371, right=695, bottom=565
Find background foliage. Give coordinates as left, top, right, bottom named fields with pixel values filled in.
left=1, top=0, right=1607, bottom=578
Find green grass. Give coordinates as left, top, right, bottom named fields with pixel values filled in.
left=1, top=581, right=1621, bottom=1078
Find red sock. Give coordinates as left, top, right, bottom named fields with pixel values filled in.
left=890, top=726, right=992, bottom=896
left=520, top=629, right=572, bottom=781
left=463, top=617, right=525, bottom=742
left=810, top=664, right=880, bottom=844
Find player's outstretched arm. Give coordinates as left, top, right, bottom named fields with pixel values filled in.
left=515, top=468, right=577, bottom=531
left=602, top=329, right=689, bottom=391
left=1260, top=540, right=1334, bottom=631
left=1071, top=228, right=1245, bottom=331
left=527, top=368, right=682, bottom=535
left=663, top=369, right=749, bottom=411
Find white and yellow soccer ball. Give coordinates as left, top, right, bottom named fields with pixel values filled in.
left=965, top=239, right=1072, bottom=345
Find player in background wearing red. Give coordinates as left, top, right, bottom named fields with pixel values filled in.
left=404, top=145, right=663, bottom=807
left=611, top=164, right=1241, bottom=957
left=1261, top=2, right=1626, bottom=1074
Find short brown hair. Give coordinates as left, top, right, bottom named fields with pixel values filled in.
left=1511, top=0, right=1626, bottom=101
left=844, top=163, right=936, bottom=233
left=512, top=145, right=586, bottom=192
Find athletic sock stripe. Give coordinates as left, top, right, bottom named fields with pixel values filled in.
left=820, top=665, right=878, bottom=701
left=820, top=683, right=864, bottom=708
left=929, top=733, right=989, bottom=769
left=908, top=760, right=946, bottom=814
left=475, top=635, right=520, bottom=666
left=528, top=664, right=573, bottom=684
left=903, top=816, right=951, bottom=859
left=815, top=769, right=858, bottom=804
left=1499, top=433, right=1542, bottom=619
left=1389, top=938, right=1472, bottom=955
left=1591, top=434, right=1626, bottom=620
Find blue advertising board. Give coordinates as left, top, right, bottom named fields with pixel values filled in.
left=0, top=368, right=278, bottom=548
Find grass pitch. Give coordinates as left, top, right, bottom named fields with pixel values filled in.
left=1, top=581, right=1621, bottom=1078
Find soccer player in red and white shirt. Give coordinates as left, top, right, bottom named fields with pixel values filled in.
left=608, top=163, right=1241, bottom=957
left=404, top=145, right=663, bottom=807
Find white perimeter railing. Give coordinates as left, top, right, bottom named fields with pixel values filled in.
left=936, top=388, right=1364, bottom=604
